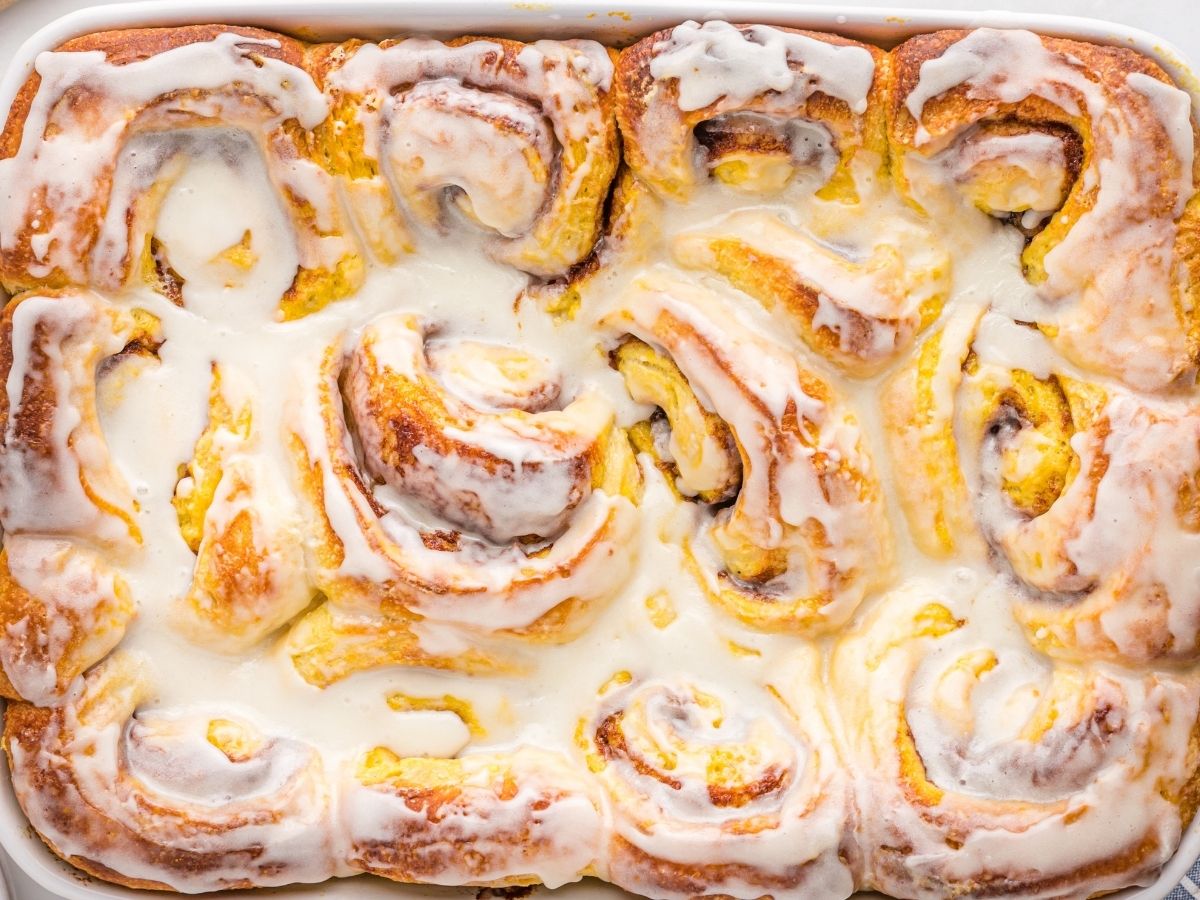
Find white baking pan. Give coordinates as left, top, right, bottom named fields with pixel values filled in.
left=0, top=2, right=1197, bottom=898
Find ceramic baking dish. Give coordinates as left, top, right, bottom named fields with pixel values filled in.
left=0, top=1, right=1197, bottom=898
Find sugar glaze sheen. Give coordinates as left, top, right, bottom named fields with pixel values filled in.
left=0, top=14, right=1196, bottom=900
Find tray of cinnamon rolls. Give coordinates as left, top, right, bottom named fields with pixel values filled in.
left=0, top=1, right=1198, bottom=899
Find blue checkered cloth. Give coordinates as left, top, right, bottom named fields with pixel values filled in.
left=1168, top=860, right=1200, bottom=899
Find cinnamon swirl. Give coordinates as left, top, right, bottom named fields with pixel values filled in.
left=0, top=27, right=364, bottom=321
left=309, top=34, right=619, bottom=279
left=0, top=18, right=1196, bottom=900
left=889, top=28, right=1200, bottom=390
left=884, top=309, right=1200, bottom=664
left=3, top=653, right=337, bottom=891
left=615, top=21, right=885, bottom=202
left=832, top=573, right=1200, bottom=898
left=284, top=313, right=640, bottom=684
left=579, top=667, right=855, bottom=900
left=614, top=23, right=952, bottom=376
left=603, top=273, right=891, bottom=635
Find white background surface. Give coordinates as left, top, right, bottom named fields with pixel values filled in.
left=0, top=0, right=1197, bottom=897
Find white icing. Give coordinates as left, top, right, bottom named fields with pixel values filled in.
left=954, top=130, right=1070, bottom=215
left=290, top=311, right=638, bottom=632
left=902, top=28, right=1199, bottom=389
left=834, top=574, right=1197, bottom=898
left=0, top=33, right=332, bottom=289
left=345, top=314, right=608, bottom=544
left=632, top=22, right=877, bottom=200
left=0, top=291, right=138, bottom=546
left=905, top=30, right=1081, bottom=131
left=0, top=535, right=127, bottom=704
left=384, top=80, right=555, bottom=237
left=971, top=311, right=1056, bottom=379
left=0, top=21, right=1195, bottom=900
left=341, top=748, right=603, bottom=889
left=147, top=131, right=302, bottom=324
left=601, top=271, right=890, bottom=632
left=590, top=670, right=853, bottom=900
left=327, top=35, right=614, bottom=277
left=651, top=21, right=874, bottom=114
left=8, top=656, right=340, bottom=891
left=1127, top=71, right=1197, bottom=215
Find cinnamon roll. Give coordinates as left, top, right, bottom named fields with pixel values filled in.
left=284, top=314, right=640, bottom=683
left=832, top=573, right=1200, bottom=898
left=171, top=365, right=313, bottom=650
left=615, top=23, right=950, bottom=376
left=579, top=669, right=855, bottom=899
left=0, top=536, right=132, bottom=705
left=0, top=288, right=152, bottom=548
left=2, top=653, right=337, bottom=891
left=884, top=309, right=1200, bottom=665
left=0, top=27, right=363, bottom=320
left=342, top=747, right=602, bottom=887
left=615, top=21, right=885, bottom=202
left=604, top=273, right=891, bottom=634
left=889, top=28, right=1200, bottom=390
left=0, top=19, right=1197, bottom=900
left=310, top=35, right=619, bottom=278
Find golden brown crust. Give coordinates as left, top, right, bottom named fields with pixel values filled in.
left=4, top=656, right=336, bottom=892
left=608, top=835, right=815, bottom=900
left=309, top=34, right=620, bottom=278
left=617, top=24, right=879, bottom=116
left=1, top=20, right=1200, bottom=900
left=0, top=289, right=70, bottom=452
left=0, top=25, right=363, bottom=312
left=0, top=543, right=133, bottom=704
left=615, top=25, right=884, bottom=137
left=343, top=749, right=603, bottom=886
left=604, top=274, right=891, bottom=635
left=886, top=28, right=1190, bottom=202
left=579, top=670, right=856, bottom=899
left=888, top=30, right=1173, bottom=142
left=0, top=305, right=29, bottom=458
left=0, top=26, right=305, bottom=163
left=3, top=700, right=217, bottom=892
left=0, top=288, right=146, bottom=549
left=887, top=29, right=1200, bottom=390
left=670, top=213, right=949, bottom=376
left=886, top=28, right=1190, bottom=203
left=279, top=319, right=641, bottom=685
left=615, top=25, right=887, bottom=200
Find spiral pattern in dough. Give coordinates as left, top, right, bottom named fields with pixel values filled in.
left=884, top=309, right=1200, bottom=664
left=284, top=313, right=640, bottom=684
left=0, top=20, right=1196, bottom=900
left=311, top=34, right=619, bottom=278
left=890, top=28, right=1200, bottom=390
left=615, top=21, right=885, bottom=202
left=3, top=653, right=337, bottom=891
left=580, top=669, right=854, bottom=900
left=0, top=27, right=363, bottom=320
left=605, top=273, right=891, bottom=634
left=832, top=573, right=1200, bottom=898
